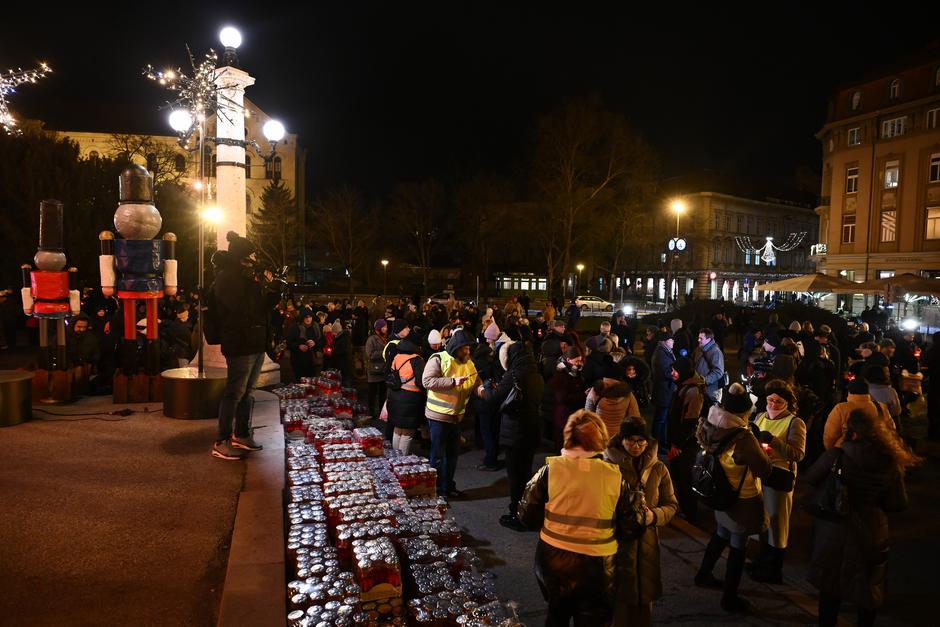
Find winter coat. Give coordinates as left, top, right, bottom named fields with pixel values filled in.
left=693, top=338, right=725, bottom=400
left=805, top=440, right=908, bottom=609
left=286, top=320, right=322, bottom=375
left=651, top=343, right=676, bottom=407
left=351, top=307, right=369, bottom=346
left=868, top=383, right=901, bottom=419
left=549, top=365, right=587, bottom=439
left=67, top=328, right=102, bottom=367
left=482, top=342, right=544, bottom=449
left=386, top=338, right=427, bottom=430
left=211, top=250, right=279, bottom=358
left=603, top=438, right=677, bottom=610
left=421, top=330, right=479, bottom=424
left=621, top=356, right=650, bottom=403
left=364, top=333, right=389, bottom=384
left=582, top=350, right=614, bottom=388
left=585, top=378, right=641, bottom=440
left=696, top=405, right=774, bottom=534
left=796, top=355, right=838, bottom=407
left=666, top=375, right=705, bottom=447
left=824, top=394, right=895, bottom=449
left=539, top=331, right=566, bottom=380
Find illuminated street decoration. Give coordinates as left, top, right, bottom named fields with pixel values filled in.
left=0, top=62, right=51, bottom=133
left=734, top=232, right=806, bottom=265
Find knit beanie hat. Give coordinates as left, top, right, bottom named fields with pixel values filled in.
left=428, top=329, right=442, bottom=346
left=331, top=320, right=343, bottom=334
left=225, top=231, right=256, bottom=260
left=722, top=382, right=753, bottom=416
left=670, top=318, right=683, bottom=334
left=373, top=319, right=387, bottom=332
left=673, top=357, right=695, bottom=382
left=392, top=318, right=409, bottom=335
left=848, top=378, right=870, bottom=395
left=618, top=416, right=648, bottom=440
left=484, top=322, right=501, bottom=343
left=300, top=307, right=313, bottom=319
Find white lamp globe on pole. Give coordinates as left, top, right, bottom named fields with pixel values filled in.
left=168, top=109, right=193, bottom=133
left=263, top=119, right=285, bottom=142
left=219, top=26, right=242, bottom=49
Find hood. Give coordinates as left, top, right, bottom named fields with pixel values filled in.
left=595, top=377, right=633, bottom=399
left=498, top=338, right=516, bottom=371
left=706, top=404, right=746, bottom=430
left=211, top=249, right=237, bottom=269
left=503, top=341, right=535, bottom=374
left=604, top=435, right=659, bottom=470
left=397, top=337, right=421, bottom=355
left=697, top=404, right=747, bottom=453
left=445, top=329, right=476, bottom=356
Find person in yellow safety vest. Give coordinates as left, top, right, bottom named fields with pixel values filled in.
left=386, top=336, right=426, bottom=455
left=422, top=329, right=479, bottom=499
left=517, top=409, right=634, bottom=625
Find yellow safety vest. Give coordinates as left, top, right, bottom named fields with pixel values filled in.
left=755, top=411, right=795, bottom=469
left=540, top=455, right=622, bottom=557
left=382, top=338, right=401, bottom=361
left=425, top=351, right=477, bottom=417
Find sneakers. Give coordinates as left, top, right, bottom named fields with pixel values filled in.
left=211, top=440, right=245, bottom=460
left=231, top=434, right=264, bottom=451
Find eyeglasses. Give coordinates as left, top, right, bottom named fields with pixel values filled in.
left=625, top=438, right=648, bottom=448
left=766, top=397, right=787, bottom=406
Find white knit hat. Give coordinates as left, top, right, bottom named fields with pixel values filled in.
left=428, top=329, right=442, bottom=345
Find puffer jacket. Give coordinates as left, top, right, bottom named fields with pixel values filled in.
left=824, top=394, right=895, bottom=449
left=585, top=378, right=641, bottom=440
left=666, top=374, right=705, bottom=447
left=805, top=439, right=907, bottom=609
left=482, top=342, right=544, bottom=449
left=696, top=405, right=774, bottom=534
left=603, top=438, right=677, bottom=613
left=211, top=250, right=280, bottom=358
left=385, top=338, right=426, bottom=430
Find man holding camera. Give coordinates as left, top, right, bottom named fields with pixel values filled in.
left=211, top=231, right=280, bottom=461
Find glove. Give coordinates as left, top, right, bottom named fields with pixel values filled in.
left=758, top=430, right=775, bottom=445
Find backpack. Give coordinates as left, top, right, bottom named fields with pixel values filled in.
left=386, top=355, right=419, bottom=391
left=203, top=281, right=222, bottom=345
left=691, top=428, right=747, bottom=511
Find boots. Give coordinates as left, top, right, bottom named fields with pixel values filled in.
left=694, top=534, right=728, bottom=589
left=748, top=545, right=784, bottom=584
left=721, top=547, right=751, bottom=612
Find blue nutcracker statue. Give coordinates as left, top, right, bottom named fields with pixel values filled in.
left=21, top=199, right=81, bottom=402
left=98, top=165, right=177, bottom=402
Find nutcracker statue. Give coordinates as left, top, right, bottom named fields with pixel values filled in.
left=99, top=165, right=177, bottom=402
left=20, top=199, right=81, bottom=403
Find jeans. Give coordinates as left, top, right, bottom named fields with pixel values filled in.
left=428, top=419, right=460, bottom=496
left=505, top=445, right=535, bottom=516
left=652, top=405, right=669, bottom=449
left=217, top=352, right=265, bottom=441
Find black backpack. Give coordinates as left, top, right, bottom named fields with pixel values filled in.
left=203, top=281, right=222, bottom=345
left=691, top=428, right=747, bottom=511
left=387, top=355, right=419, bottom=391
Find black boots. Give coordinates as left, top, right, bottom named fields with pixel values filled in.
left=721, top=547, right=751, bottom=612
left=694, top=533, right=728, bottom=589
left=746, top=542, right=785, bottom=584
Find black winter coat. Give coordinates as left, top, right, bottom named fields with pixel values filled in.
left=651, top=343, right=676, bottom=407
left=805, top=440, right=907, bottom=609
left=482, top=343, right=544, bottom=449
left=211, top=251, right=279, bottom=358
left=386, top=338, right=427, bottom=429
left=582, top=351, right=614, bottom=388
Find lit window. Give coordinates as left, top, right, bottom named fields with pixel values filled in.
left=884, top=160, right=900, bottom=189
left=881, top=117, right=905, bottom=138
left=745, top=251, right=750, bottom=265
left=889, top=79, right=901, bottom=100
left=930, top=154, right=940, bottom=183
left=880, top=210, right=896, bottom=242
left=846, top=166, right=859, bottom=193
left=851, top=91, right=861, bottom=110
left=847, top=127, right=861, bottom=146
left=842, top=214, right=856, bottom=243
left=927, top=207, right=940, bottom=240
left=928, top=108, right=940, bottom=130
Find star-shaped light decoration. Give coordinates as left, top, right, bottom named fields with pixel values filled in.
left=0, top=62, right=51, bottom=134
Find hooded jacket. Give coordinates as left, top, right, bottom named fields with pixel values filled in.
left=693, top=338, right=725, bottom=399
left=422, top=329, right=478, bottom=423
left=585, top=378, right=641, bottom=441
left=211, top=250, right=279, bottom=357
left=603, top=437, right=677, bottom=610
left=824, top=393, right=895, bottom=449
left=482, top=342, right=544, bottom=448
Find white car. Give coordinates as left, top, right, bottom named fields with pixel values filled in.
left=575, top=295, right=615, bottom=312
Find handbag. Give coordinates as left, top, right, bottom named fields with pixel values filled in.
left=620, top=465, right=653, bottom=541
left=803, top=448, right=849, bottom=520
left=499, top=378, right=524, bottom=414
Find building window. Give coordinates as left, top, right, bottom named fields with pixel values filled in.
left=927, top=207, right=940, bottom=240
left=880, top=210, right=896, bottom=242
left=884, top=160, right=900, bottom=189
left=714, top=212, right=720, bottom=230
left=881, top=117, right=905, bottom=138
left=88, top=150, right=99, bottom=160
left=846, top=166, right=859, bottom=193
left=146, top=153, right=157, bottom=173
left=889, top=79, right=901, bottom=100
left=725, top=215, right=731, bottom=231
left=265, top=156, right=282, bottom=180
left=929, top=108, right=940, bottom=130
left=847, top=127, right=861, bottom=146
left=842, top=214, right=856, bottom=243
left=851, top=91, right=861, bottom=110
left=245, top=155, right=251, bottom=179
left=931, top=154, right=940, bottom=183
left=737, top=215, right=743, bottom=232
left=745, top=251, right=751, bottom=265
left=175, top=154, right=186, bottom=172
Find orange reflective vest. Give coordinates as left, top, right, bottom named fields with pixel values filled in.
left=391, top=352, right=422, bottom=393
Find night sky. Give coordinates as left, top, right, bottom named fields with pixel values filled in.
left=4, top=3, right=940, bottom=200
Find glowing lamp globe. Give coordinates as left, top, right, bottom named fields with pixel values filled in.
left=263, top=120, right=285, bottom=142
left=168, top=109, right=193, bottom=133
left=219, top=27, right=242, bottom=49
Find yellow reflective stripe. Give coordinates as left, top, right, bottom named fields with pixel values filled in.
left=541, top=526, right=615, bottom=545
left=426, top=395, right=457, bottom=410
left=543, top=508, right=615, bottom=529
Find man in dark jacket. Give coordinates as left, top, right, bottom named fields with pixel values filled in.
left=67, top=313, right=101, bottom=369
left=651, top=332, right=676, bottom=448
left=611, top=310, right=633, bottom=352
left=694, top=327, right=726, bottom=403
left=210, top=232, right=280, bottom=461
left=539, top=319, right=568, bottom=380
left=479, top=340, right=544, bottom=531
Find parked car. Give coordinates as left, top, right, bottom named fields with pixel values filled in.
left=575, top=295, right=615, bottom=312
left=427, top=291, right=475, bottom=306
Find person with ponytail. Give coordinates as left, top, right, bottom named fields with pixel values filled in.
left=805, top=409, right=920, bottom=627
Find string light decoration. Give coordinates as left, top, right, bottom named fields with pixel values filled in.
left=0, top=62, right=51, bottom=134
left=734, top=232, right=807, bottom=266
left=143, top=47, right=237, bottom=147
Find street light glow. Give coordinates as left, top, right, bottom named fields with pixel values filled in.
left=168, top=109, right=193, bottom=133
left=381, top=259, right=389, bottom=267
left=671, top=199, right=686, bottom=214
left=201, top=206, right=223, bottom=224
left=901, top=318, right=919, bottom=331
left=263, top=119, right=285, bottom=142
left=219, top=27, right=242, bottom=49
left=576, top=263, right=585, bottom=272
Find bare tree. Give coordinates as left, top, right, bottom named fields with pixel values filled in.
left=249, top=180, right=298, bottom=273
left=454, top=175, right=517, bottom=297
left=107, top=134, right=187, bottom=187
left=309, top=186, right=377, bottom=293
left=390, top=179, right=444, bottom=291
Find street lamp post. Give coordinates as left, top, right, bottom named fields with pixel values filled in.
left=381, top=259, right=389, bottom=296
left=666, top=199, right=687, bottom=308
left=576, top=263, right=585, bottom=299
